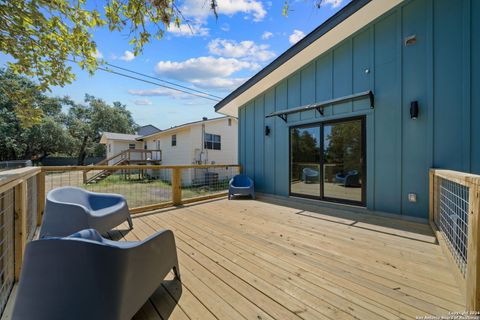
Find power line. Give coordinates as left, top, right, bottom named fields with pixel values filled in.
left=105, top=62, right=224, bottom=100
left=96, top=66, right=222, bottom=102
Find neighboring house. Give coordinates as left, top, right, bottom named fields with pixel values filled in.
left=99, top=117, right=238, bottom=185
left=139, top=116, right=238, bottom=184
left=214, top=0, right=480, bottom=220
left=99, top=132, right=143, bottom=165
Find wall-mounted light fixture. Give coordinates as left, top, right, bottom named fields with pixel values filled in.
left=265, top=125, right=271, bottom=136
left=410, top=101, right=419, bottom=120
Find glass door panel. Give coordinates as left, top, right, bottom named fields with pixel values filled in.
left=290, top=126, right=321, bottom=198
left=323, top=119, right=363, bottom=203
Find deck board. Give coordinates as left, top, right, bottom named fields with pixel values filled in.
left=122, top=198, right=465, bottom=320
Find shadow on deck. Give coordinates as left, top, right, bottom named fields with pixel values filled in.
left=109, top=197, right=464, bottom=320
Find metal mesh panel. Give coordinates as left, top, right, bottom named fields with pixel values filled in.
left=181, top=166, right=240, bottom=200
left=26, top=177, right=37, bottom=241
left=0, top=189, right=15, bottom=316
left=437, top=177, right=469, bottom=277
left=45, top=168, right=173, bottom=208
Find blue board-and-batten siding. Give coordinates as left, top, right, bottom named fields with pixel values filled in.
left=237, top=0, right=479, bottom=219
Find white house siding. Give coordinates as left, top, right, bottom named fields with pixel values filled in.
left=189, top=118, right=238, bottom=183
left=144, top=128, right=193, bottom=185
left=106, top=140, right=142, bottom=165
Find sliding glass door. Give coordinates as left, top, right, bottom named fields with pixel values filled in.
left=289, top=117, right=365, bottom=205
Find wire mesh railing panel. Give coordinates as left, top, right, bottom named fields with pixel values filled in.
left=45, top=168, right=173, bottom=209
left=0, top=188, right=15, bottom=316
left=181, top=166, right=240, bottom=200
left=25, top=176, right=37, bottom=241
left=437, top=177, right=469, bottom=277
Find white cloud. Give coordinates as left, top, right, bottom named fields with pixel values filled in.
left=181, top=0, right=266, bottom=23
left=119, top=50, right=135, bottom=62
left=133, top=99, right=153, bottom=105
left=168, top=23, right=209, bottom=37
left=92, top=49, right=103, bottom=59
left=152, top=56, right=259, bottom=91
left=208, top=38, right=275, bottom=62
left=189, top=77, right=247, bottom=90
left=323, top=0, right=344, bottom=8
left=129, top=87, right=212, bottom=100
left=155, top=56, right=258, bottom=81
left=289, top=29, right=305, bottom=45
left=261, top=31, right=273, bottom=40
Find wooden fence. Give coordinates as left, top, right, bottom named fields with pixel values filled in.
left=429, top=169, right=480, bottom=311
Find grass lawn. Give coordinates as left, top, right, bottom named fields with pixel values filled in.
left=46, top=172, right=229, bottom=208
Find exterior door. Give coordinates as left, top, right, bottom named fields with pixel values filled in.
left=289, top=116, right=365, bottom=206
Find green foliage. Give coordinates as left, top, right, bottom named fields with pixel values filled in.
left=0, top=0, right=220, bottom=88
left=0, top=0, right=217, bottom=126
left=0, top=69, right=138, bottom=162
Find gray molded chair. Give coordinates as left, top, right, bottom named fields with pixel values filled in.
left=12, top=228, right=180, bottom=320
left=40, top=187, right=133, bottom=238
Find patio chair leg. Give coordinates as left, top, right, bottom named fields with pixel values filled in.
left=173, top=265, right=181, bottom=281
left=127, top=216, right=133, bottom=229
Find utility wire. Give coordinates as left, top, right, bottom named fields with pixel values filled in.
left=97, top=66, right=222, bottom=102
left=105, top=62, right=224, bottom=100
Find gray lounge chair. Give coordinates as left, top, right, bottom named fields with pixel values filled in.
left=40, top=187, right=133, bottom=238
left=12, top=228, right=181, bottom=320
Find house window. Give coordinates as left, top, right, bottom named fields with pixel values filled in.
left=204, top=133, right=221, bottom=150
left=228, top=118, right=232, bottom=126
left=108, top=144, right=111, bottom=153
left=156, top=140, right=161, bottom=150
left=129, top=143, right=136, bottom=149
left=172, top=135, right=177, bottom=146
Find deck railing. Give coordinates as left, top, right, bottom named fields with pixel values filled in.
left=42, top=164, right=240, bottom=213
left=429, top=169, right=480, bottom=311
left=0, top=164, right=239, bottom=315
left=0, top=167, right=43, bottom=316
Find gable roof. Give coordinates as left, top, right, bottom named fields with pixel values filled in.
left=99, top=132, right=141, bottom=144
left=214, top=0, right=404, bottom=116
left=137, top=116, right=235, bottom=141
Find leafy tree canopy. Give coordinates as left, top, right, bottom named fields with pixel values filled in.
left=0, top=69, right=138, bottom=163
left=0, top=0, right=218, bottom=126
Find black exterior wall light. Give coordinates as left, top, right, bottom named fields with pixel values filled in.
left=410, top=101, right=419, bottom=120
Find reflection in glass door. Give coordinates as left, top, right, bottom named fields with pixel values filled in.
left=323, top=119, right=363, bottom=203
left=290, top=126, right=321, bottom=198
left=289, top=117, right=365, bottom=205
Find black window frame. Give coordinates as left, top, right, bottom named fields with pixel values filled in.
left=204, top=133, right=221, bottom=150
left=128, top=143, right=136, bottom=149
left=171, top=134, right=177, bottom=147
left=289, top=115, right=366, bottom=206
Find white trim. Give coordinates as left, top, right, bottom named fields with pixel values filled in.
left=218, top=0, right=404, bottom=117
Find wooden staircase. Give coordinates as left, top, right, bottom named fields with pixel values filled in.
left=83, top=149, right=161, bottom=184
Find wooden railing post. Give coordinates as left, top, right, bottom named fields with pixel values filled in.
left=172, top=168, right=182, bottom=206
left=14, top=180, right=27, bottom=281
left=466, top=184, right=480, bottom=311
left=429, top=169, right=435, bottom=223
left=36, top=171, right=45, bottom=226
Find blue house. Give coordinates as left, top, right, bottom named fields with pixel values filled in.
left=215, top=0, right=480, bottom=219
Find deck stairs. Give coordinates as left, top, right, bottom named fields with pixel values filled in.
left=84, top=149, right=161, bottom=184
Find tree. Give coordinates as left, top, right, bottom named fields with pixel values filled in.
left=0, top=69, right=73, bottom=160
left=65, top=95, right=138, bottom=165
left=0, top=0, right=221, bottom=87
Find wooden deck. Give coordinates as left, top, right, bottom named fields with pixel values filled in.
left=109, top=198, right=465, bottom=320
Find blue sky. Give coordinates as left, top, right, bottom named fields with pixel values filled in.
left=1, top=0, right=349, bottom=129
